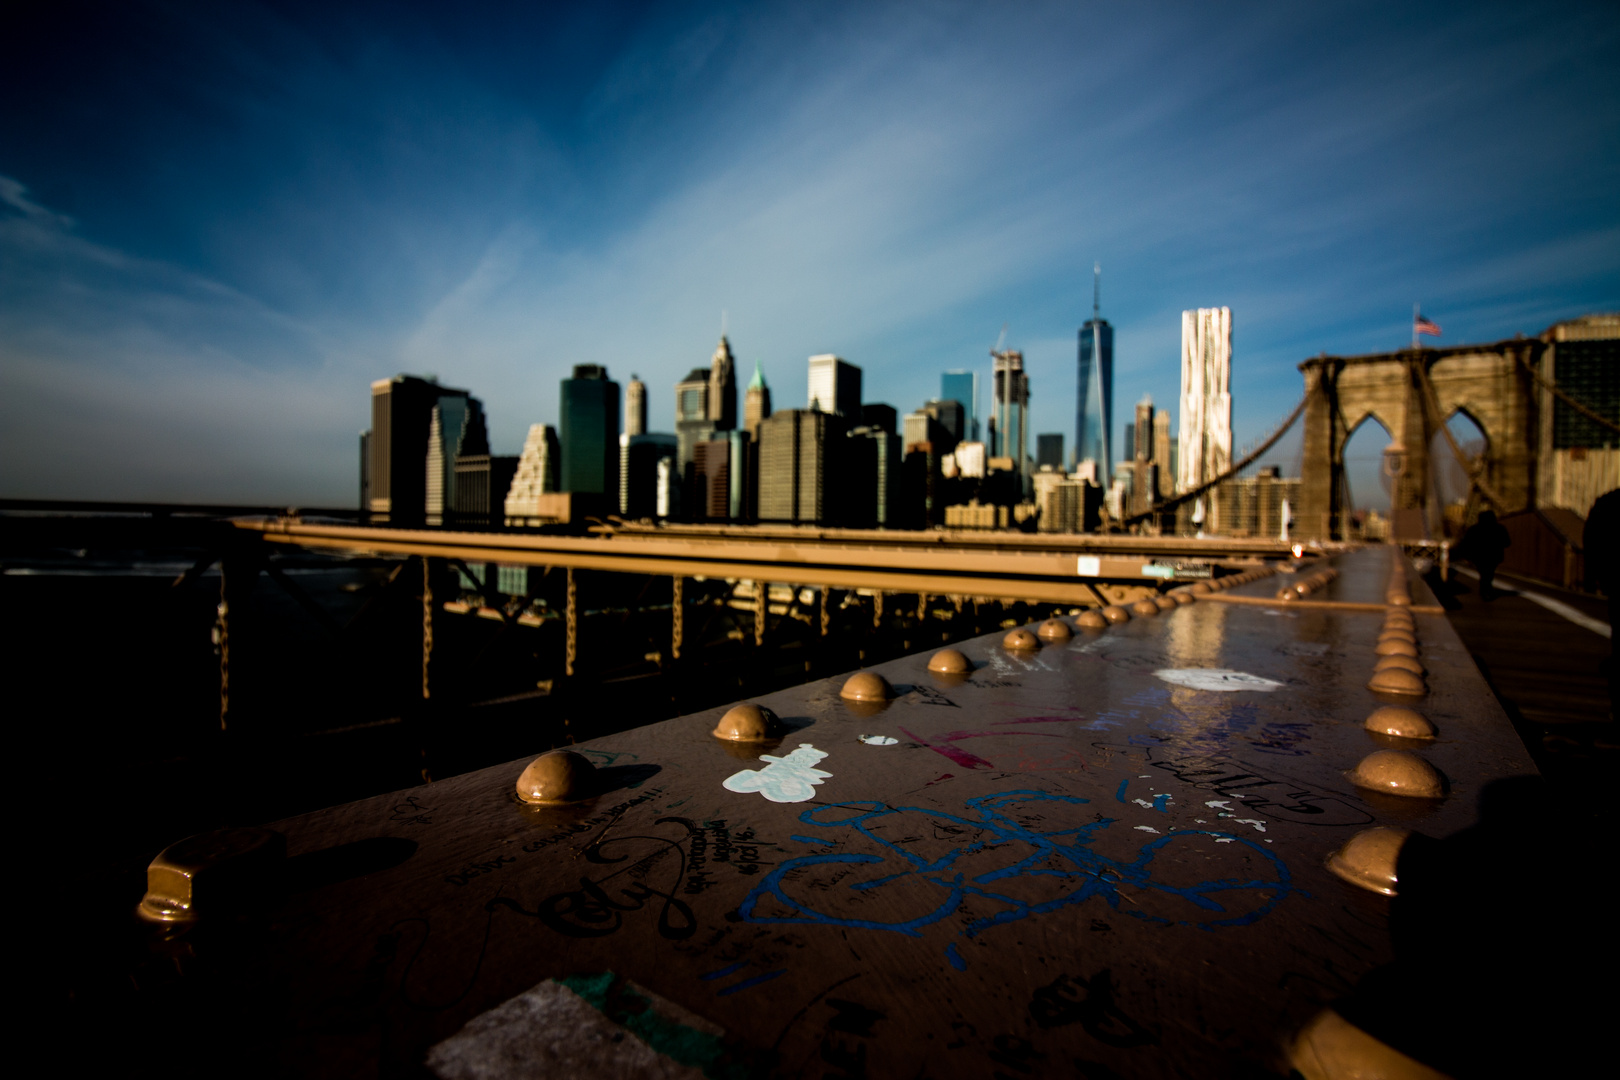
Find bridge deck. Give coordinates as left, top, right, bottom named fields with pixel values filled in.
left=125, top=545, right=1561, bottom=1078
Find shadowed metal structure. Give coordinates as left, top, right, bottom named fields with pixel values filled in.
left=117, top=546, right=1582, bottom=1078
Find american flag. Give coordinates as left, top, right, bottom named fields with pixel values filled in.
left=1414, top=312, right=1442, bottom=337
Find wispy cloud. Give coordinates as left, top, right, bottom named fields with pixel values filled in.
left=1, top=1, right=1616, bottom=503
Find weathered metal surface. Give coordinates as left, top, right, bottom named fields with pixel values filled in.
left=192, top=546, right=1532, bottom=1077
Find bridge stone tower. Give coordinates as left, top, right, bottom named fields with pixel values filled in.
left=1297, top=339, right=1542, bottom=541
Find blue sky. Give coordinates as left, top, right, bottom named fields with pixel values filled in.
left=2, top=0, right=1616, bottom=506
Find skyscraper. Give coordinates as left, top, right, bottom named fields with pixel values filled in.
left=941, top=371, right=978, bottom=441
left=758, top=409, right=843, bottom=524
left=807, top=354, right=862, bottom=418
left=559, top=364, right=621, bottom=509
left=425, top=392, right=487, bottom=525
left=625, top=375, right=647, bottom=436
left=744, top=360, right=772, bottom=437
left=1036, top=433, right=1064, bottom=471
left=675, top=366, right=715, bottom=480
left=1076, top=263, right=1114, bottom=477
left=505, top=423, right=560, bottom=524
left=1178, top=307, right=1234, bottom=506
left=366, top=374, right=448, bottom=526
left=990, top=348, right=1029, bottom=492
left=923, top=398, right=965, bottom=450
left=709, top=337, right=737, bottom=431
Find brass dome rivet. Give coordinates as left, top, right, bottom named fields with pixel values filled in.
left=1325, top=827, right=1413, bottom=896
left=1035, top=618, right=1072, bottom=642
left=1368, top=667, right=1426, bottom=696
left=1364, top=706, right=1436, bottom=739
left=1348, top=749, right=1444, bottom=798
left=1003, top=628, right=1041, bottom=650
left=712, top=703, right=782, bottom=742
left=516, top=750, right=597, bottom=804
left=840, top=671, right=894, bottom=702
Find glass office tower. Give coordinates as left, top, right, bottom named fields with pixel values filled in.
left=941, top=370, right=978, bottom=442
left=1077, top=316, right=1113, bottom=477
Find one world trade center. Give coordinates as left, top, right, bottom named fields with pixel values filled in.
left=1076, top=263, right=1113, bottom=477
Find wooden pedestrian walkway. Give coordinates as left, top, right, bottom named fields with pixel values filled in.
left=1438, top=566, right=1614, bottom=820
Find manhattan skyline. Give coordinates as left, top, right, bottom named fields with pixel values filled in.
left=2, top=0, right=1617, bottom=504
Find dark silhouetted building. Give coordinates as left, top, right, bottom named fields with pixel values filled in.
left=622, top=433, right=677, bottom=519
left=860, top=402, right=897, bottom=433
left=454, top=454, right=518, bottom=527
left=709, top=337, right=737, bottom=431
left=1037, top=433, right=1064, bottom=471
left=941, top=370, right=978, bottom=441
left=368, top=374, right=450, bottom=526
left=427, top=393, right=487, bottom=525
left=675, top=366, right=715, bottom=484
left=559, top=364, right=620, bottom=512
left=845, top=425, right=901, bottom=528
left=924, top=398, right=965, bottom=450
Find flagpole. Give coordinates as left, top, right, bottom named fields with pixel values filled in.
left=1412, top=303, right=1418, bottom=350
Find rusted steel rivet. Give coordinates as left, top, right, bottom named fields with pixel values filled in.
left=1130, top=599, right=1160, bottom=617
left=928, top=647, right=971, bottom=674
left=1387, top=593, right=1412, bottom=607
left=1035, top=618, right=1072, bottom=642
left=1003, top=628, right=1041, bottom=650
left=1383, top=616, right=1416, bottom=633
left=1325, top=827, right=1412, bottom=897
left=1191, top=582, right=1213, bottom=595
left=1076, top=610, right=1109, bottom=630
left=1289, top=1007, right=1447, bottom=1080
left=516, top=750, right=596, bottom=804
left=1276, top=587, right=1298, bottom=601
left=1377, top=627, right=1416, bottom=643
left=1154, top=596, right=1178, bottom=612
left=137, top=827, right=287, bottom=925
left=1171, top=590, right=1196, bottom=605
left=1349, top=749, right=1443, bottom=798
left=840, top=671, right=894, bottom=701
left=1365, top=705, right=1436, bottom=739
left=1374, top=654, right=1424, bottom=676
left=713, top=703, right=782, bottom=742
left=1375, top=638, right=1418, bottom=658
left=1368, top=667, right=1425, bottom=696
left=1101, top=604, right=1131, bottom=624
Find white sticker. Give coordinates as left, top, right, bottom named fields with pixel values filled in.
left=722, top=743, right=831, bottom=803
left=1077, top=555, right=1100, bottom=577
left=859, top=735, right=898, bottom=745
left=1154, top=668, right=1283, bottom=692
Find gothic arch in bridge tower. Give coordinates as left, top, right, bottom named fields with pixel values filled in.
left=1339, top=413, right=1394, bottom=523
left=1296, top=339, right=1540, bottom=541
left=1432, top=407, right=1490, bottom=513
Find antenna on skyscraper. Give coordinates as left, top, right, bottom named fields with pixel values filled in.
left=1093, top=262, right=1101, bottom=320
left=721, top=309, right=728, bottom=338
left=992, top=322, right=1008, bottom=357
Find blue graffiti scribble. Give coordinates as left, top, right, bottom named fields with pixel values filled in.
left=738, top=790, right=1291, bottom=968
left=1114, top=778, right=1129, bottom=803
left=1151, top=794, right=1170, bottom=812
left=717, top=970, right=786, bottom=996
